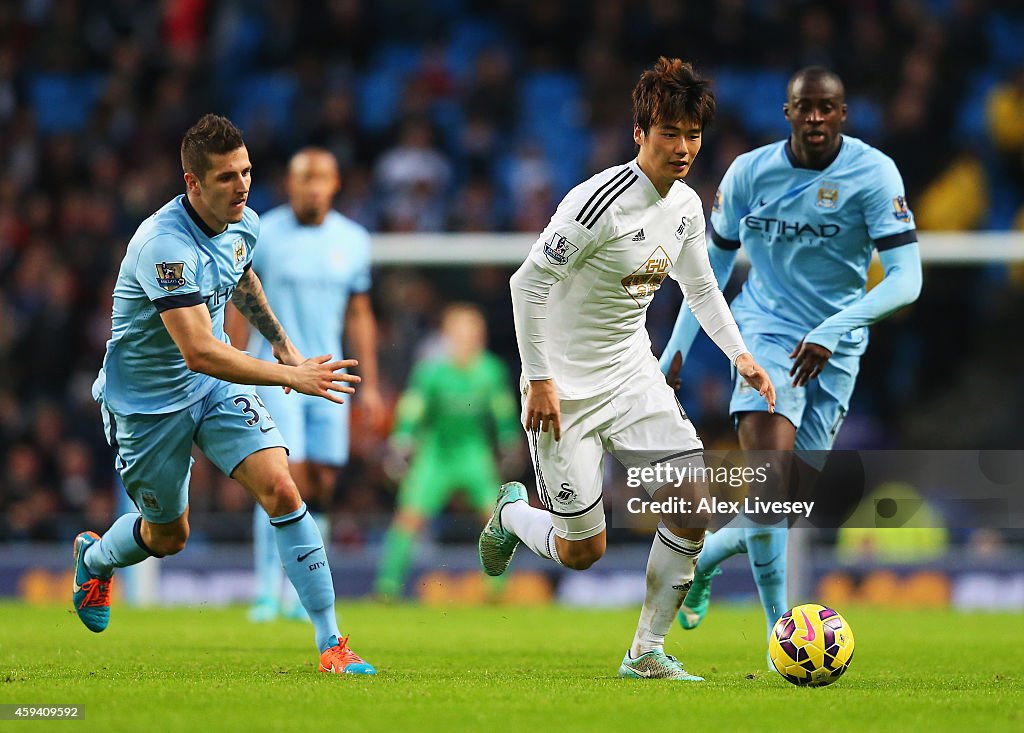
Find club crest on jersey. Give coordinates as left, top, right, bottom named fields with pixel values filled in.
left=621, top=246, right=672, bottom=306
left=892, top=195, right=911, bottom=222
left=140, top=490, right=161, bottom=512
left=712, top=189, right=723, bottom=213
left=233, top=237, right=246, bottom=264
left=544, top=232, right=579, bottom=265
left=816, top=181, right=839, bottom=209
left=155, top=261, right=187, bottom=292
left=675, top=216, right=691, bottom=240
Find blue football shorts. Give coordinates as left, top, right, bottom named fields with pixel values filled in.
left=99, top=380, right=286, bottom=523
left=255, top=385, right=350, bottom=466
left=730, top=331, right=860, bottom=470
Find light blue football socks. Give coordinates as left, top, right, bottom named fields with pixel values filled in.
left=270, top=502, right=340, bottom=652
left=694, top=522, right=788, bottom=635
left=252, top=506, right=283, bottom=610
left=745, top=525, right=788, bottom=635
left=693, top=524, right=747, bottom=572
left=85, top=512, right=158, bottom=577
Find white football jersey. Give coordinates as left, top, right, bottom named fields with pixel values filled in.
left=512, top=158, right=747, bottom=400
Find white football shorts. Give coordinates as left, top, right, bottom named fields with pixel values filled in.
left=523, top=363, right=703, bottom=541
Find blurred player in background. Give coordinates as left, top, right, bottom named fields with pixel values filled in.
left=76, top=115, right=376, bottom=674
left=660, top=67, right=922, bottom=661
left=479, top=57, right=775, bottom=681
left=375, top=303, right=521, bottom=600
left=226, top=147, right=383, bottom=623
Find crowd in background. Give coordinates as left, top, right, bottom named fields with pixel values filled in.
left=1, top=0, right=1023, bottom=545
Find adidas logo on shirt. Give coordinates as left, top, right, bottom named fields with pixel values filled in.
left=631, top=229, right=646, bottom=241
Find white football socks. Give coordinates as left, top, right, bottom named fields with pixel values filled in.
left=630, top=526, right=703, bottom=657
left=500, top=500, right=563, bottom=565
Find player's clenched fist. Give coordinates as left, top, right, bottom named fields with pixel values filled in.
left=735, top=352, right=776, bottom=413
left=289, top=355, right=360, bottom=404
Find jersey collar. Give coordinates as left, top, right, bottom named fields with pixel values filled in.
left=180, top=194, right=220, bottom=238
left=784, top=136, right=844, bottom=171
left=629, top=159, right=671, bottom=203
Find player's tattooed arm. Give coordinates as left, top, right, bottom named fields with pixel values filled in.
left=231, top=268, right=301, bottom=364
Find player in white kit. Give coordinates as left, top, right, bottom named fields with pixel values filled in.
left=478, top=57, right=776, bottom=680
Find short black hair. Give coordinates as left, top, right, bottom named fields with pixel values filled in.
left=633, top=57, right=716, bottom=134
left=787, top=67, right=845, bottom=100
left=180, top=114, right=245, bottom=179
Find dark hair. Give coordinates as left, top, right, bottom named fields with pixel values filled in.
left=787, top=66, right=845, bottom=100
left=633, top=57, right=716, bottom=134
left=180, top=114, right=245, bottom=178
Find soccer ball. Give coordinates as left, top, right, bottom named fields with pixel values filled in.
left=768, top=603, right=855, bottom=687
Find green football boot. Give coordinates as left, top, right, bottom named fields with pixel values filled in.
left=677, top=566, right=722, bottom=630
left=618, top=649, right=704, bottom=681
left=478, top=482, right=527, bottom=576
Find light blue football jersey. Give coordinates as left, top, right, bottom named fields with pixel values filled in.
left=247, top=206, right=371, bottom=362
left=710, top=135, right=916, bottom=356
left=94, top=195, right=258, bottom=415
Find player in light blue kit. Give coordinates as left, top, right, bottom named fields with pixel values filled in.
left=73, top=115, right=376, bottom=675
left=227, top=148, right=382, bottom=622
left=660, top=68, right=922, bottom=659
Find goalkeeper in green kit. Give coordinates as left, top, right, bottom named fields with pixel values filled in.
left=375, top=303, right=522, bottom=599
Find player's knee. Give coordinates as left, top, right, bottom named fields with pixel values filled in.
left=159, top=537, right=188, bottom=556
left=148, top=525, right=189, bottom=556
left=260, top=472, right=302, bottom=517
left=559, top=542, right=605, bottom=571
left=562, top=552, right=602, bottom=571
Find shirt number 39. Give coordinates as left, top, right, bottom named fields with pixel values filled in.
left=233, top=394, right=269, bottom=427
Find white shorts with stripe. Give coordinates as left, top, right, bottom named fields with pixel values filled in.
left=523, top=363, right=703, bottom=541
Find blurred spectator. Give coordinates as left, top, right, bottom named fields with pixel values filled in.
left=374, top=117, right=452, bottom=231
left=965, top=528, right=1008, bottom=558
left=915, top=153, right=990, bottom=230
left=506, top=144, right=555, bottom=232
left=449, top=175, right=501, bottom=232
left=792, top=3, right=843, bottom=71
left=463, top=49, right=516, bottom=132
left=987, top=65, right=1024, bottom=192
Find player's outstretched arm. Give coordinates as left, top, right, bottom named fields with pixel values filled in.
left=801, top=242, right=922, bottom=354
left=345, top=292, right=385, bottom=425
left=791, top=244, right=921, bottom=386
left=231, top=268, right=303, bottom=366
left=287, top=355, right=360, bottom=404
left=159, top=303, right=359, bottom=404
left=673, top=228, right=749, bottom=372
left=735, top=352, right=776, bottom=413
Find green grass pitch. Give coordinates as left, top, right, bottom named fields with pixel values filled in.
left=2, top=601, right=1021, bottom=732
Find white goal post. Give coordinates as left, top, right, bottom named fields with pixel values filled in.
left=369, top=232, right=1024, bottom=266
